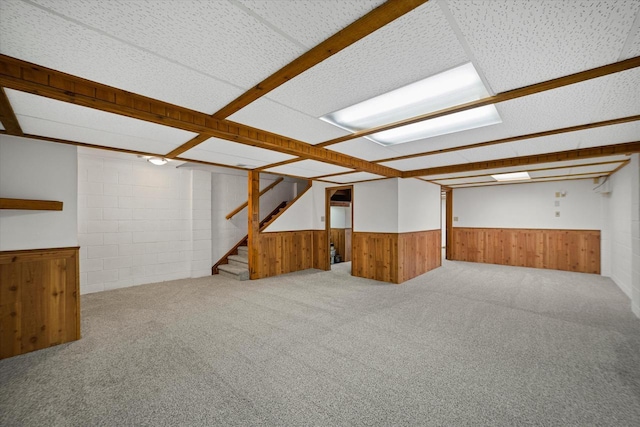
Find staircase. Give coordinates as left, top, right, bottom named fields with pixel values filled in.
left=212, top=201, right=288, bottom=281
left=218, top=246, right=249, bottom=281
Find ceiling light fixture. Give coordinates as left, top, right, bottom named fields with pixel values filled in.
left=147, top=157, right=168, bottom=166
left=491, top=171, right=531, bottom=181
left=320, top=62, right=501, bottom=146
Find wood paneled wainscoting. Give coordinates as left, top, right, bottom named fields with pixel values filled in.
left=352, top=230, right=441, bottom=284
left=252, top=230, right=328, bottom=279
left=330, top=228, right=352, bottom=262
left=450, top=228, right=601, bottom=274
left=0, top=247, right=80, bottom=359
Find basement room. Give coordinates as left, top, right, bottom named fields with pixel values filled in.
left=1, top=0, right=639, bottom=425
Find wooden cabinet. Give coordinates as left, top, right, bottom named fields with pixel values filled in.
left=0, top=247, right=80, bottom=359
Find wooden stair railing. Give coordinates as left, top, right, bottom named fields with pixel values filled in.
left=225, top=177, right=284, bottom=220
left=212, top=201, right=287, bottom=274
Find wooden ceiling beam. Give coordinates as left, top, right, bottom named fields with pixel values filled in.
left=211, top=0, right=430, bottom=120
left=0, top=87, right=23, bottom=136
left=0, top=55, right=401, bottom=177
left=402, top=141, right=640, bottom=177
left=373, top=114, right=640, bottom=164
left=318, top=56, right=640, bottom=147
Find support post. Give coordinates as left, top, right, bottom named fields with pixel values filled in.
left=248, top=170, right=260, bottom=279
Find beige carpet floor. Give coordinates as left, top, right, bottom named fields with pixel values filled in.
left=1, top=260, right=639, bottom=426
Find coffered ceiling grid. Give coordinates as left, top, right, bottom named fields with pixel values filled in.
left=0, top=0, right=638, bottom=183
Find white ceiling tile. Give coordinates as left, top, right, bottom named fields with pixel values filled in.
left=25, top=0, right=304, bottom=89
left=318, top=172, right=384, bottom=184
left=0, top=1, right=244, bottom=114
left=181, top=137, right=296, bottom=168
left=380, top=152, right=469, bottom=171
left=237, top=0, right=385, bottom=48
left=265, top=159, right=353, bottom=178
left=620, top=13, right=640, bottom=59
left=593, top=68, right=640, bottom=120
left=265, top=1, right=469, bottom=118
left=7, top=90, right=197, bottom=154
left=457, top=144, right=519, bottom=163
left=446, top=0, right=640, bottom=93
left=327, top=138, right=405, bottom=161
left=228, top=98, right=350, bottom=144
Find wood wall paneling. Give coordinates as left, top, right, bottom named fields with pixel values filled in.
left=450, top=228, right=600, bottom=274
left=398, top=230, right=441, bottom=283
left=344, top=229, right=352, bottom=262
left=352, top=230, right=441, bottom=284
left=253, top=231, right=316, bottom=279
left=352, top=232, right=399, bottom=283
left=313, top=230, right=329, bottom=271
left=0, top=247, right=80, bottom=359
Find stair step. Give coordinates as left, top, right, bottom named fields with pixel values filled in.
left=218, top=263, right=249, bottom=281
left=237, top=246, right=248, bottom=256
left=228, top=254, right=248, bottom=266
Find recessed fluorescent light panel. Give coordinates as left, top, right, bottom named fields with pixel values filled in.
left=320, top=62, right=502, bottom=146
left=491, top=172, right=531, bottom=181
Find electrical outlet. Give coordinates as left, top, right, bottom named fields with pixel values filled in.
left=555, top=211, right=560, bottom=217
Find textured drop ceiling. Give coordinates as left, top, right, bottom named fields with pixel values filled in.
left=0, top=0, right=638, bottom=188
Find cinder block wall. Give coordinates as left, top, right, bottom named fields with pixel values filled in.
left=77, top=150, right=211, bottom=294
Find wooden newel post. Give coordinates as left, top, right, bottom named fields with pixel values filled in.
left=247, top=170, right=260, bottom=279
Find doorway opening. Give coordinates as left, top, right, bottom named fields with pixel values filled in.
left=326, top=186, right=353, bottom=274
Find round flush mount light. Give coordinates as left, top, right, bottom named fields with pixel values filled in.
left=147, top=157, right=168, bottom=166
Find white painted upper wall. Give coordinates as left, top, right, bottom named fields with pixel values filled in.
left=262, top=182, right=315, bottom=232
left=398, top=178, right=441, bottom=232
left=330, top=205, right=352, bottom=229
left=0, top=135, right=78, bottom=251
left=353, top=179, right=398, bottom=233
left=603, top=162, right=633, bottom=298
left=330, top=206, right=346, bottom=229
left=453, top=179, right=604, bottom=230
left=266, top=178, right=440, bottom=234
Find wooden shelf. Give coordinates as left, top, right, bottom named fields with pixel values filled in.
left=0, top=198, right=63, bottom=211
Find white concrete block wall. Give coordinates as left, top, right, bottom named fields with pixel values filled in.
left=78, top=149, right=212, bottom=294
left=190, top=169, right=212, bottom=277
